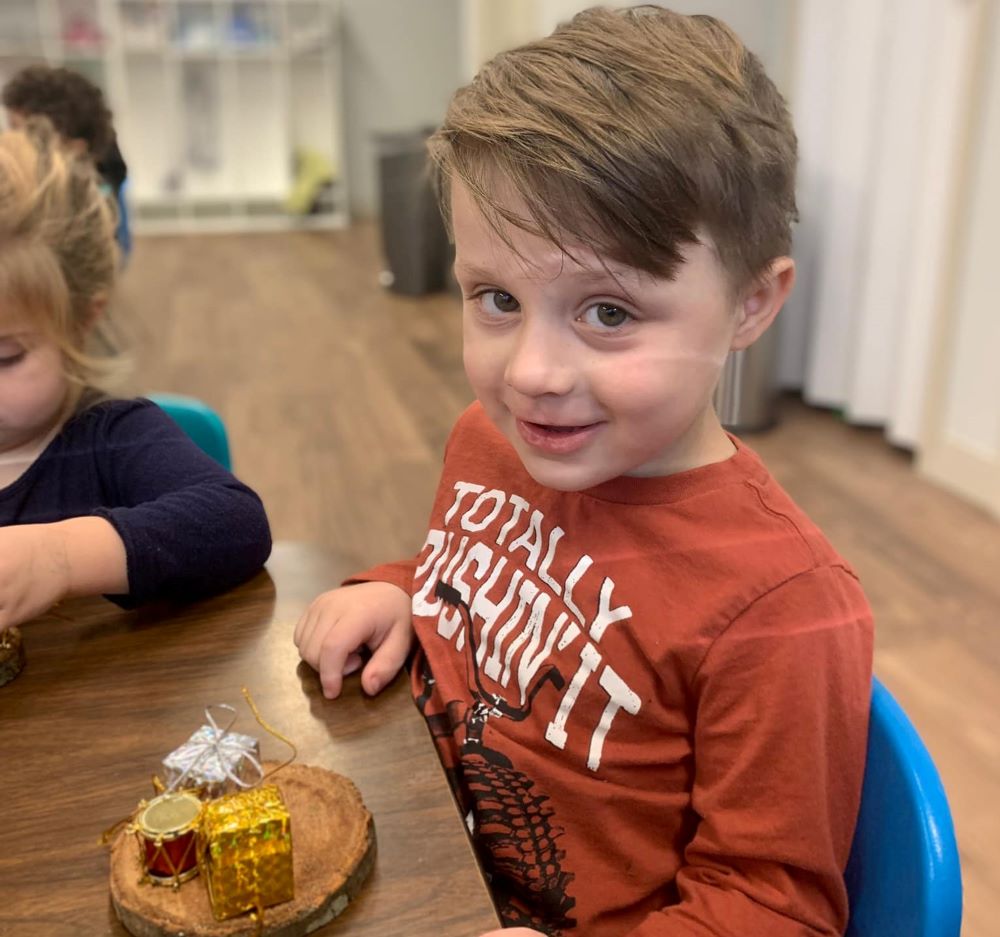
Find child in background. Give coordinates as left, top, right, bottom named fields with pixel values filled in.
left=0, top=119, right=271, bottom=631
left=295, top=7, right=873, bottom=936
left=3, top=64, right=131, bottom=257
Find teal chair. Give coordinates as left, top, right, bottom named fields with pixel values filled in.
left=148, top=393, right=232, bottom=470
left=845, top=677, right=962, bottom=936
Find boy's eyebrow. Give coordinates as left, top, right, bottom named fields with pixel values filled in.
left=452, top=261, right=494, bottom=280
left=453, top=260, right=642, bottom=287
left=454, top=259, right=645, bottom=308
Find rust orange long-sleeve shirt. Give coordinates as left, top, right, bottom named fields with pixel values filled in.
left=355, top=403, right=873, bottom=936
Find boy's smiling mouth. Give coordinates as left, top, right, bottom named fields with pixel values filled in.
left=515, top=418, right=603, bottom=454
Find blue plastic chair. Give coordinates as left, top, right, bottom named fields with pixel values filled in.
left=148, top=393, right=232, bottom=470
left=115, top=177, right=132, bottom=262
left=99, top=177, right=132, bottom=264
left=844, top=677, right=962, bottom=937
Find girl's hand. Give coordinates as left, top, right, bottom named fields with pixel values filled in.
left=0, top=519, right=128, bottom=630
left=294, top=581, right=413, bottom=699
left=0, top=524, right=71, bottom=630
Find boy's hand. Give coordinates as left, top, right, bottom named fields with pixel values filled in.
left=293, top=581, right=413, bottom=699
left=0, top=524, right=71, bottom=630
left=0, top=519, right=128, bottom=631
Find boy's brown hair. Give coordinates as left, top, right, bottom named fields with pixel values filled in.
left=3, top=65, right=115, bottom=159
left=428, top=4, right=797, bottom=292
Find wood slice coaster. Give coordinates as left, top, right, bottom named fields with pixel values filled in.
left=110, top=763, right=376, bottom=937
left=0, top=627, right=25, bottom=687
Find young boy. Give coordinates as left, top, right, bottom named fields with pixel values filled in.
left=3, top=65, right=130, bottom=255
left=295, top=7, right=873, bottom=936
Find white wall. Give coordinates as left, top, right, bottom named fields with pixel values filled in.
left=460, top=0, right=794, bottom=90
left=542, top=0, right=794, bottom=89
left=919, top=0, right=1000, bottom=519
left=340, top=0, right=462, bottom=217
left=779, top=0, right=982, bottom=451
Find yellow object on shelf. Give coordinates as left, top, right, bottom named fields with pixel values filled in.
left=285, top=148, right=336, bottom=215
left=198, top=783, right=294, bottom=921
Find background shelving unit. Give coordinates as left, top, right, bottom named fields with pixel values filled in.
left=0, top=0, right=348, bottom=233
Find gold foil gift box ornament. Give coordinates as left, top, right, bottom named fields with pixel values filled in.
left=197, top=783, right=294, bottom=920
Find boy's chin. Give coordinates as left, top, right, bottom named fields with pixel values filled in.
left=515, top=450, right=618, bottom=493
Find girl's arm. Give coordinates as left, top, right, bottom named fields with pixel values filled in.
left=0, top=517, right=126, bottom=630
left=55, top=516, right=128, bottom=595
left=93, top=399, right=272, bottom=607
left=2, top=399, right=270, bottom=627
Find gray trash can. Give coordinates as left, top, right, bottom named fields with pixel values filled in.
left=375, top=129, right=450, bottom=296
left=713, top=324, right=780, bottom=433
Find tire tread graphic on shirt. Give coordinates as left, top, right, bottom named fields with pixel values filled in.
left=417, top=583, right=578, bottom=934
left=465, top=755, right=576, bottom=933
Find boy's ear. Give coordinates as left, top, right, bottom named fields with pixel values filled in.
left=730, top=257, right=795, bottom=351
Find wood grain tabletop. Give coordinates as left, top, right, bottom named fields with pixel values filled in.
left=0, top=541, right=500, bottom=937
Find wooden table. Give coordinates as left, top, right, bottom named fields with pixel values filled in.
left=0, top=542, right=500, bottom=937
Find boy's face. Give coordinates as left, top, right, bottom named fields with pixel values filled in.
left=0, top=312, right=68, bottom=456
left=452, top=180, right=775, bottom=492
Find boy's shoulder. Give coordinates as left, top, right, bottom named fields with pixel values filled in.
left=732, top=437, right=856, bottom=576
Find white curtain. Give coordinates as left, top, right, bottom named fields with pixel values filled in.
left=779, top=0, right=980, bottom=448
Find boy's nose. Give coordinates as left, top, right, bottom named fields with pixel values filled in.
left=503, top=319, right=575, bottom=398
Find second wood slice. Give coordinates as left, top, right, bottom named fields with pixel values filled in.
left=0, top=627, right=25, bottom=687
left=110, top=763, right=375, bottom=937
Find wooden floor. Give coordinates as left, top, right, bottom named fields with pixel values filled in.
left=119, top=224, right=998, bottom=936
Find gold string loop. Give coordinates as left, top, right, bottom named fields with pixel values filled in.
left=241, top=686, right=297, bottom=781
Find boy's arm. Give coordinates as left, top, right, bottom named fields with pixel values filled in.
left=629, top=565, right=874, bottom=937
left=342, top=558, right=419, bottom=596
left=292, top=558, right=420, bottom=698
left=296, top=404, right=472, bottom=695
left=295, top=580, right=413, bottom=698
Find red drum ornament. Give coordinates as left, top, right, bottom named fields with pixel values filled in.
left=133, top=791, right=203, bottom=887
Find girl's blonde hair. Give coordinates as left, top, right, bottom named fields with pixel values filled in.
left=0, top=117, right=119, bottom=408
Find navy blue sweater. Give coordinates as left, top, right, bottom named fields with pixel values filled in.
left=0, top=398, right=272, bottom=607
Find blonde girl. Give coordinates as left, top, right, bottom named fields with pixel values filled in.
left=0, top=120, right=270, bottom=630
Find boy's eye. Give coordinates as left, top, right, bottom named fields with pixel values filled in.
left=581, top=303, right=632, bottom=329
left=481, top=290, right=520, bottom=314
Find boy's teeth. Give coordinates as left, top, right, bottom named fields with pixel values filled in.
left=540, top=424, right=577, bottom=433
